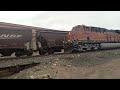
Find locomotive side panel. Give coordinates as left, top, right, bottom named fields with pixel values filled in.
left=65, top=28, right=106, bottom=43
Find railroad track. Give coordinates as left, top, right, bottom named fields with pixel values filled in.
left=0, top=48, right=120, bottom=68
left=0, top=48, right=120, bottom=78
left=0, top=62, right=40, bottom=78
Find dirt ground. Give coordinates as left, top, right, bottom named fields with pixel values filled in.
left=3, top=49, right=120, bottom=79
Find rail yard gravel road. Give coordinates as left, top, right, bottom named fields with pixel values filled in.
left=2, top=49, right=120, bottom=79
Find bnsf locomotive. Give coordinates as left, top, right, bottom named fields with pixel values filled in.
left=64, top=25, right=120, bottom=52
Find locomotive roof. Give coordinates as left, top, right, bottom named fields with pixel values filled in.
left=0, top=22, right=68, bottom=33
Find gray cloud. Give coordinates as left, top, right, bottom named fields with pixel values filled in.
left=0, top=11, right=120, bottom=31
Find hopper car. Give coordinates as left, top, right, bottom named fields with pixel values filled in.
left=0, top=25, right=68, bottom=57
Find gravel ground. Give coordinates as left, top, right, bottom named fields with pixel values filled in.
left=2, top=49, right=120, bottom=79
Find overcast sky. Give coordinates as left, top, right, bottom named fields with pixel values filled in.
left=0, top=11, right=120, bottom=31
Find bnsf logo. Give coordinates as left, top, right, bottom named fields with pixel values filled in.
left=0, top=34, right=23, bottom=39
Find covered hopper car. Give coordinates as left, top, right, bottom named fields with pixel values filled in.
left=0, top=24, right=68, bottom=57
left=37, top=30, right=68, bottom=55
left=0, top=27, right=33, bottom=57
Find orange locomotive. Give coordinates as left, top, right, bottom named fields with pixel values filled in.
left=64, top=25, right=120, bottom=52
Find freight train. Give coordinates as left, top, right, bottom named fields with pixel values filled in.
left=64, top=25, right=120, bottom=52
left=1, top=22, right=120, bottom=57
left=0, top=22, right=68, bottom=57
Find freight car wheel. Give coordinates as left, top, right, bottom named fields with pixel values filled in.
left=27, top=50, right=33, bottom=56
left=48, top=49, right=54, bottom=54
left=39, top=50, right=46, bottom=55
left=15, top=51, right=22, bottom=57
left=1, top=53, right=12, bottom=56
left=1, top=51, right=13, bottom=56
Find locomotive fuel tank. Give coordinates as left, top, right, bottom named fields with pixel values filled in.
left=100, top=43, right=120, bottom=49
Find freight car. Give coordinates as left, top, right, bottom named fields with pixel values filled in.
left=64, top=25, right=120, bottom=52
left=0, top=26, right=33, bottom=57
left=0, top=25, right=68, bottom=57
left=36, top=30, right=68, bottom=55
